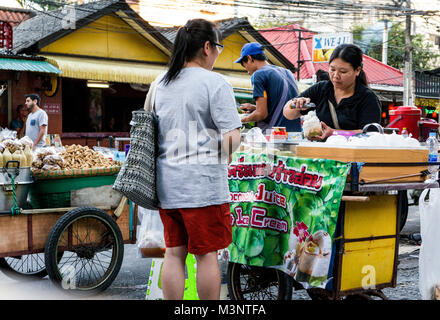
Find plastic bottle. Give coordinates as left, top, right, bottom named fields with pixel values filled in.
left=2, top=148, right=12, bottom=167
left=401, top=127, right=408, bottom=138
left=11, top=150, right=22, bottom=168
left=18, top=150, right=27, bottom=168
left=426, top=130, right=439, bottom=180
left=23, top=145, right=34, bottom=167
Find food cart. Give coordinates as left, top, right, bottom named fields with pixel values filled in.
left=226, top=126, right=438, bottom=300
left=0, top=143, right=137, bottom=295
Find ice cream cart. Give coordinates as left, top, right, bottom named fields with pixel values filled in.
left=226, top=131, right=438, bottom=300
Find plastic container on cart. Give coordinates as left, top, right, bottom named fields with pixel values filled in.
left=419, top=118, right=439, bottom=142
left=426, top=130, right=439, bottom=180
left=388, top=106, right=421, bottom=140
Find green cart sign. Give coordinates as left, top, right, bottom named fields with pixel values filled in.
left=227, top=152, right=350, bottom=288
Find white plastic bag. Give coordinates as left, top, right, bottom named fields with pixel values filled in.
left=419, top=188, right=440, bottom=299
left=244, top=127, right=267, bottom=145
left=137, top=207, right=165, bottom=258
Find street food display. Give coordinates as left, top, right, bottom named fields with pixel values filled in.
left=31, top=144, right=121, bottom=178
left=226, top=124, right=438, bottom=300
left=297, top=131, right=429, bottom=184
left=302, top=111, right=323, bottom=139
left=0, top=136, right=35, bottom=168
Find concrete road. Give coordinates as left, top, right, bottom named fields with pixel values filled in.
left=0, top=203, right=423, bottom=300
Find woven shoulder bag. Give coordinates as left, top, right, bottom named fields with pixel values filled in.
left=113, top=79, right=159, bottom=209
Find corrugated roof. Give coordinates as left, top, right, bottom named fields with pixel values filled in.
left=0, top=57, right=62, bottom=73
left=155, top=17, right=249, bottom=44
left=12, top=0, right=172, bottom=56
left=12, top=0, right=121, bottom=54
left=260, top=24, right=404, bottom=87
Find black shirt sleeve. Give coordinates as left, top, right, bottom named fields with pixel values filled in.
left=356, top=90, right=382, bottom=129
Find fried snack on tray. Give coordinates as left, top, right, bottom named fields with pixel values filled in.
left=59, top=144, right=114, bottom=170
left=31, top=144, right=115, bottom=174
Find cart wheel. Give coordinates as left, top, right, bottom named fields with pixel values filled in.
left=0, top=254, right=47, bottom=280
left=44, top=207, right=124, bottom=296
left=227, top=262, right=292, bottom=300
left=398, top=190, right=409, bottom=232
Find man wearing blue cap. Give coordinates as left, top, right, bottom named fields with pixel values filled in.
left=235, top=42, right=300, bottom=133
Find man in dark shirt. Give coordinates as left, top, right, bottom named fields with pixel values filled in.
left=10, top=104, right=28, bottom=138
left=235, top=42, right=300, bottom=133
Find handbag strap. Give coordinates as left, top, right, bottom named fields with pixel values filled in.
left=144, top=79, right=159, bottom=113
left=328, top=99, right=341, bottom=130
left=262, top=66, right=299, bottom=130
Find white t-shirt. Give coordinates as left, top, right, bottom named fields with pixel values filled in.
left=25, top=108, right=48, bottom=148
left=154, top=67, right=242, bottom=209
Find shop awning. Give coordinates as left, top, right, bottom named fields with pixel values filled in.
left=43, top=54, right=254, bottom=89
left=0, top=58, right=62, bottom=74
left=218, top=71, right=252, bottom=90
left=43, top=55, right=166, bottom=84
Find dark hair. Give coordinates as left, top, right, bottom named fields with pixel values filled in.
left=315, top=69, right=330, bottom=82
left=25, top=93, right=41, bottom=106
left=162, top=19, right=221, bottom=85
left=329, top=44, right=368, bottom=86
left=240, top=53, right=267, bottom=67
left=16, top=104, right=25, bottom=113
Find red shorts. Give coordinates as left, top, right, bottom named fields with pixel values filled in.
left=159, top=203, right=232, bottom=255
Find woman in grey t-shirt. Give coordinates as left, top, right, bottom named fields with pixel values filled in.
left=151, top=19, right=241, bottom=300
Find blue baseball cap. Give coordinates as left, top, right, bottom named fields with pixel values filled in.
left=234, top=42, right=264, bottom=64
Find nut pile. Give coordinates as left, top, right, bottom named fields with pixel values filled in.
left=60, top=145, right=114, bottom=170
left=31, top=144, right=115, bottom=173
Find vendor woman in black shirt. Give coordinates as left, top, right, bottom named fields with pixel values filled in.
left=283, top=43, right=381, bottom=141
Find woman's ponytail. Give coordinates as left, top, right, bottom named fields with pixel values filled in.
left=162, top=28, right=190, bottom=85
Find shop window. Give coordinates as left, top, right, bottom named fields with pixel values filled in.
left=62, top=79, right=146, bottom=133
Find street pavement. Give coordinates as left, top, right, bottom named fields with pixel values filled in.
left=0, top=203, right=423, bottom=300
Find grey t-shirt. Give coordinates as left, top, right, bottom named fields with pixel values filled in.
left=25, top=108, right=48, bottom=148
left=153, top=67, right=241, bottom=209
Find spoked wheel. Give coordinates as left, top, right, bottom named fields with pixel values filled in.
left=0, top=254, right=47, bottom=280
left=227, top=262, right=292, bottom=300
left=44, top=207, right=124, bottom=296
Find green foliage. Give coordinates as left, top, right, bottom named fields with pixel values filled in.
left=352, top=22, right=440, bottom=71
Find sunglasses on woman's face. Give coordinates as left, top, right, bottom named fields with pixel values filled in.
left=212, top=42, right=224, bottom=54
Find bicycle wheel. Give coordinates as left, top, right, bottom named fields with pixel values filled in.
left=227, top=262, right=292, bottom=300
left=44, top=207, right=124, bottom=296
left=0, top=254, right=47, bottom=280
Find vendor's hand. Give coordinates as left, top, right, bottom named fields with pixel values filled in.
left=240, top=115, right=250, bottom=123
left=240, top=103, right=256, bottom=114
left=290, top=97, right=311, bottom=110
left=310, top=122, right=334, bottom=141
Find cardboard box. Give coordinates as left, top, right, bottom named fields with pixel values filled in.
left=296, top=144, right=429, bottom=184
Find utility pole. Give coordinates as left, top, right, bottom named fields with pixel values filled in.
left=403, top=0, right=413, bottom=106
left=382, top=19, right=389, bottom=65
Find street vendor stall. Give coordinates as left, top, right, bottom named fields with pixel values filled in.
left=0, top=133, right=136, bottom=294
left=226, top=125, right=439, bottom=300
